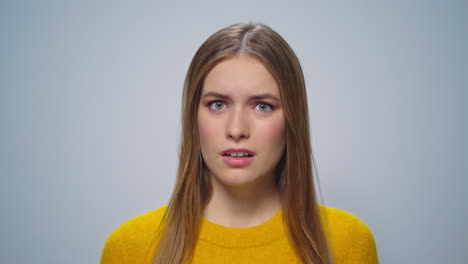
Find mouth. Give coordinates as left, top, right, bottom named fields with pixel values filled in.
left=220, top=148, right=255, bottom=167
left=220, top=148, right=256, bottom=157
left=221, top=153, right=255, bottom=158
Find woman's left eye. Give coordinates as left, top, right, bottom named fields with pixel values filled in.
left=255, top=102, right=273, bottom=112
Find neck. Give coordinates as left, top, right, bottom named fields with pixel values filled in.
left=202, top=171, right=282, bottom=228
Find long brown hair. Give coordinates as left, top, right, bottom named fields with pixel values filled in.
left=148, top=22, right=332, bottom=264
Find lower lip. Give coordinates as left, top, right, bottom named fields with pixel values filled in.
left=221, top=155, right=254, bottom=167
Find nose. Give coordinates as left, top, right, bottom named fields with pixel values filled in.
left=226, top=107, right=250, bottom=141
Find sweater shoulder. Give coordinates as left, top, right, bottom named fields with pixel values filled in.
left=318, top=205, right=371, bottom=232
left=113, top=204, right=169, bottom=235
left=318, top=205, right=379, bottom=263
left=100, top=205, right=169, bottom=263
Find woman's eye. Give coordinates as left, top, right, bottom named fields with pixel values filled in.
left=255, top=103, right=273, bottom=112
left=208, top=101, right=226, bottom=111
left=208, top=101, right=273, bottom=112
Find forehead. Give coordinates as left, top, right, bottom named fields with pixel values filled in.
left=202, top=56, right=280, bottom=97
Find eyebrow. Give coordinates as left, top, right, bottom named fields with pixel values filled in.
left=201, top=91, right=280, bottom=102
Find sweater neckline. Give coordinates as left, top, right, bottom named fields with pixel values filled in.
left=199, top=208, right=286, bottom=248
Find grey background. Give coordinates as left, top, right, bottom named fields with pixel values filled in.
left=1, top=1, right=466, bottom=263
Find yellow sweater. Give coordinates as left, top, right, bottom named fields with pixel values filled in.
left=100, top=205, right=378, bottom=263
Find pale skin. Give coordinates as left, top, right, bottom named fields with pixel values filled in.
left=197, top=56, right=286, bottom=228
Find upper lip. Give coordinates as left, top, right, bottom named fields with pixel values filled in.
left=221, top=148, right=255, bottom=156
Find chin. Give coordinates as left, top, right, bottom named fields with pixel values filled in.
left=212, top=171, right=258, bottom=187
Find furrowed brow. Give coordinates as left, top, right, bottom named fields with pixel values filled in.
left=202, top=92, right=280, bottom=102
left=202, top=92, right=230, bottom=100
left=249, top=94, right=280, bottom=102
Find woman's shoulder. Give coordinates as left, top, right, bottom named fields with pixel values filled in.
left=114, top=204, right=168, bottom=233
left=317, top=204, right=375, bottom=240
left=317, top=204, right=379, bottom=263
left=106, top=204, right=169, bottom=241
left=318, top=204, right=372, bottom=231
left=100, top=205, right=169, bottom=263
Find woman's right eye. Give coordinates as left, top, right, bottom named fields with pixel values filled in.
left=208, top=100, right=226, bottom=111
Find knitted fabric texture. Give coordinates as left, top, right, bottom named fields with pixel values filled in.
left=100, top=205, right=379, bottom=263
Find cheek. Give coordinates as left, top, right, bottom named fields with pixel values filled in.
left=260, top=118, right=286, bottom=148
left=198, top=113, right=218, bottom=150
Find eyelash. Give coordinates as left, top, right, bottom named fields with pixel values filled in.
left=207, top=100, right=274, bottom=112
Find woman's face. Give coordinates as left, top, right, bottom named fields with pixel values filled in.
left=197, top=56, right=286, bottom=188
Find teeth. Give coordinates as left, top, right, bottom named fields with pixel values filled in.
left=226, top=152, right=250, bottom=157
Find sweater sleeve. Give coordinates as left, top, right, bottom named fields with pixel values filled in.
left=99, top=206, right=168, bottom=263
left=349, top=217, right=379, bottom=264
left=100, top=228, right=125, bottom=264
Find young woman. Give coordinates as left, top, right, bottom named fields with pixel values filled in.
left=101, top=22, right=379, bottom=264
